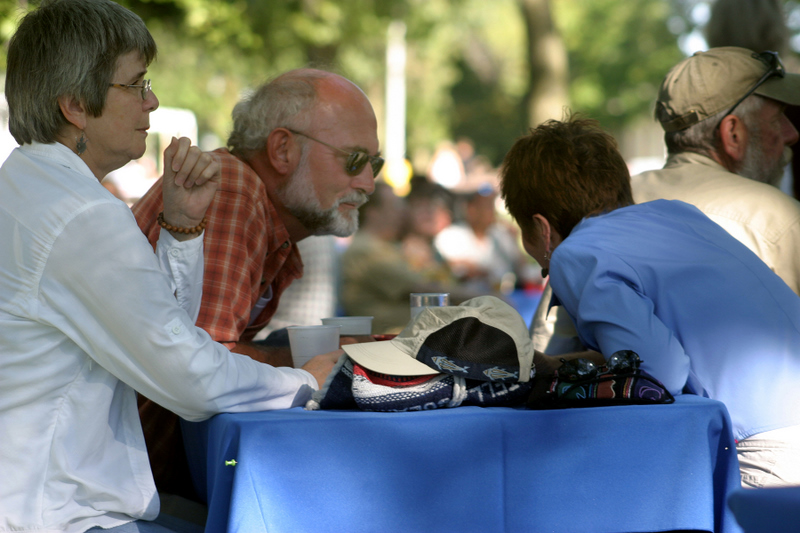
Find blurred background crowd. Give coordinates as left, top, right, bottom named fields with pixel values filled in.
left=2, top=0, right=800, bottom=334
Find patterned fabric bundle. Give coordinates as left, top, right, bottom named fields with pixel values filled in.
left=529, top=352, right=674, bottom=409
left=306, top=356, right=532, bottom=412
left=550, top=372, right=670, bottom=404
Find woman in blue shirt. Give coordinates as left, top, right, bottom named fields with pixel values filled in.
left=499, top=115, right=800, bottom=487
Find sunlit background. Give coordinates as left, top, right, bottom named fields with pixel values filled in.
left=2, top=0, right=800, bottom=199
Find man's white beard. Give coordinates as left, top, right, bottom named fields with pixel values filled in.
left=277, top=157, right=367, bottom=237
left=738, top=126, right=792, bottom=187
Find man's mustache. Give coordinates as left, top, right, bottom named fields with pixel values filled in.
left=337, top=192, right=369, bottom=208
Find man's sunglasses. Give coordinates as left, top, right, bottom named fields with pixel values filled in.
left=286, top=129, right=384, bottom=178
left=718, top=50, right=785, bottom=127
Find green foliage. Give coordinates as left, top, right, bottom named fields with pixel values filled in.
left=0, top=0, right=28, bottom=70
left=0, top=0, right=695, bottom=166
left=125, top=0, right=445, bottom=149
left=448, top=0, right=529, bottom=165
left=443, top=0, right=686, bottom=165
left=553, top=0, right=685, bottom=131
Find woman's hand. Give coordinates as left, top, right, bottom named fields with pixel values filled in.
left=301, top=350, right=343, bottom=389
left=528, top=350, right=561, bottom=403
left=160, top=136, right=220, bottom=239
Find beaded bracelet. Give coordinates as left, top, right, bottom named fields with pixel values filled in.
left=157, top=212, right=208, bottom=235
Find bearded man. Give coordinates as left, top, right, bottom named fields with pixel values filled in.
left=132, top=68, right=382, bottom=499
left=634, top=47, right=800, bottom=293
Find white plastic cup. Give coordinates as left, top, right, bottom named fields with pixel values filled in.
left=410, top=292, right=450, bottom=321
left=321, top=316, right=373, bottom=336
left=286, top=325, right=341, bottom=368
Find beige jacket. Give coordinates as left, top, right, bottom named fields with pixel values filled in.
left=634, top=151, right=800, bottom=295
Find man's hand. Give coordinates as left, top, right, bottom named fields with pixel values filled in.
left=161, top=136, right=220, bottom=238
left=301, top=350, right=343, bottom=389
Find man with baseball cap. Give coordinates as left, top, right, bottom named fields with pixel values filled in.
left=637, top=46, right=800, bottom=294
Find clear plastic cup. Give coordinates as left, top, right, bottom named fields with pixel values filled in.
left=286, top=325, right=341, bottom=368
left=410, top=292, right=450, bottom=321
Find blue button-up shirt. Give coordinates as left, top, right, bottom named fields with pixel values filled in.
left=550, top=200, right=800, bottom=441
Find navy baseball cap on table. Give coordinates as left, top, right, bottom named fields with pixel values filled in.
left=342, top=295, right=534, bottom=383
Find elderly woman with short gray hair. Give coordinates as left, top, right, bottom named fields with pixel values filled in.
left=0, top=1, right=335, bottom=532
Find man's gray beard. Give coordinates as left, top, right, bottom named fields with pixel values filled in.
left=277, top=159, right=366, bottom=237
left=738, top=126, right=791, bottom=187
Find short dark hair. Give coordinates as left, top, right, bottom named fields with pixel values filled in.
left=5, top=0, right=157, bottom=145
left=500, top=115, right=633, bottom=239
left=406, top=177, right=453, bottom=212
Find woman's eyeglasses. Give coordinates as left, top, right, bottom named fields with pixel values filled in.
left=718, top=51, right=784, bottom=127
left=108, top=79, right=152, bottom=100
left=287, top=129, right=384, bottom=178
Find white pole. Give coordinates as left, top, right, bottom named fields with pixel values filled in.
left=384, top=20, right=409, bottom=188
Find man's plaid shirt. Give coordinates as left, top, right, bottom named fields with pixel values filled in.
left=131, top=149, right=304, bottom=494
left=133, top=148, right=304, bottom=348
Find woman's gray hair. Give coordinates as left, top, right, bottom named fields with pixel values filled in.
left=5, top=0, right=156, bottom=145
left=227, top=70, right=331, bottom=158
left=663, top=94, right=766, bottom=156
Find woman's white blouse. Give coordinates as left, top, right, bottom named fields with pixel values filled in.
left=0, top=142, right=316, bottom=533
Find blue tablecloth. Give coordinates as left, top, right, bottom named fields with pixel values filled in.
left=728, top=486, right=800, bottom=532
left=182, top=395, right=742, bottom=533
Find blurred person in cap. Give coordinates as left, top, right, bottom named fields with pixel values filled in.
left=501, top=114, right=800, bottom=488
left=532, top=47, right=800, bottom=357
left=132, top=68, right=381, bottom=499
left=0, top=0, right=338, bottom=531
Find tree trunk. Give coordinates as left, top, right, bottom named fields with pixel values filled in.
left=518, top=0, right=570, bottom=128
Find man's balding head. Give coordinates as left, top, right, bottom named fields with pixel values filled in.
left=230, top=68, right=380, bottom=241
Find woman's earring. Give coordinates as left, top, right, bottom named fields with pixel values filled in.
left=76, top=132, right=87, bottom=155
left=541, top=249, right=550, bottom=278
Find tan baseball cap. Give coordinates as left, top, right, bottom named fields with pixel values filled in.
left=655, top=47, right=800, bottom=132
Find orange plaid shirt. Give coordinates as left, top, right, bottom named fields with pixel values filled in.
left=131, top=149, right=304, bottom=496
left=132, top=148, right=304, bottom=347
